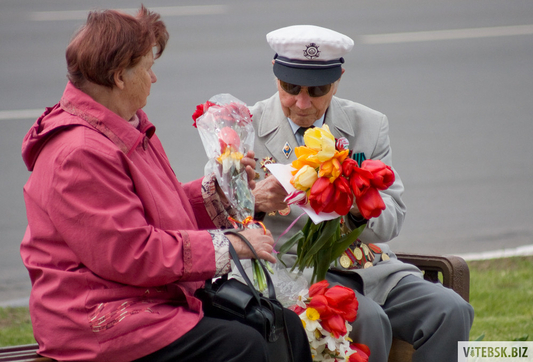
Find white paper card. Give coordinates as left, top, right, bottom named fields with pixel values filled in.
left=265, top=163, right=340, bottom=224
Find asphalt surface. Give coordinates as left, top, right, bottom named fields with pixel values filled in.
left=1, top=0, right=532, bottom=306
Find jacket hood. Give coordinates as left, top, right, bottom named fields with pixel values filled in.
left=22, top=82, right=155, bottom=172
left=21, top=103, right=87, bottom=171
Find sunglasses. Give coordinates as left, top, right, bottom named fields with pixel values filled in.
left=279, top=80, right=332, bottom=98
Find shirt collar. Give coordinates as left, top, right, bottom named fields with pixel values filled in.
left=287, top=114, right=325, bottom=146
left=287, top=115, right=325, bottom=135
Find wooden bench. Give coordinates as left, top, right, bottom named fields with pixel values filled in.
left=388, top=253, right=471, bottom=362
left=0, top=344, right=51, bottom=362
left=0, top=253, right=470, bottom=362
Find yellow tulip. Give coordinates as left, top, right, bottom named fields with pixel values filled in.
left=291, top=165, right=318, bottom=191
left=303, top=125, right=336, bottom=163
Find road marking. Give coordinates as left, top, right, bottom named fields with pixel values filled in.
left=358, top=24, right=533, bottom=44
left=29, top=5, right=227, bottom=21
left=457, top=244, right=533, bottom=261
left=0, top=109, right=43, bottom=121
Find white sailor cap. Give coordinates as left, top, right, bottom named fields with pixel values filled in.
left=266, top=25, right=354, bottom=86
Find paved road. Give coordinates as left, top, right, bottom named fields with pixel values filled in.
left=1, top=0, right=532, bottom=305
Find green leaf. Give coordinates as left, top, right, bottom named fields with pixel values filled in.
left=299, top=218, right=340, bottom=266
left=277, top=230, right=303, bottom=257
left=314, top=248, right=332, bottom=283
left=330, top=224, right=366, bottom=260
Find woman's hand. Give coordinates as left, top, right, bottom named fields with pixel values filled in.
left=253, top=176, right=288, bottom=213
left=241, top=150, right=257, bottom=190
left=226, top=228, right=276, bottom=264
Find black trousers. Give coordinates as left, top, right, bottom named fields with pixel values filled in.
left=134, top=309, right=312, bottom=362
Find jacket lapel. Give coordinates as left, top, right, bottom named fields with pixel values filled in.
left=325, top=97, right=355, bottom=139
left=257, top=94, right=299, bottom=163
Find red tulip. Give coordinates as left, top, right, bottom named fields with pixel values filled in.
left=288, top=304, right=306, bottom=315
left=332, top=177, right=353, bottom=215
left=309, top=280, right=329, bottom=297
left=361, top=159, right=395, bottom=190
left=356, top=187, right=386, bottom=219
left=320, top=313, right=347, bottom=338
left=325, top=285, right=358, bottom=322
left=191, top=101, right=216, bottom=128
left=309, top=177, right=335, bottom=214
left=348, top=165, right=374, bottom=197
left=349, top=343, right=370, bottom=362
left=342, top=158, right=359, bottom=178
left=308, top=295, right=334, bottom=318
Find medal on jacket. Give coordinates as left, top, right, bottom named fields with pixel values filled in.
left=339, top=241, right=389, bottom=269
left=282, top=142, right=292, bottom=158
left=260, top=157, right=275, bottom=178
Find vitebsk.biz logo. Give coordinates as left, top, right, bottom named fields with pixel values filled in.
left=458, top=342, right=533, bottom=361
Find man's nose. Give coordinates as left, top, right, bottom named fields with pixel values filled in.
left=294, top=87, right=312, bottom=109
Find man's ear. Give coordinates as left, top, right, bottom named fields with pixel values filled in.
left=114, top=69, right=126, bottom=90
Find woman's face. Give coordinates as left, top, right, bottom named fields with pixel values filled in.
left=122, top=51, right=157, bottom=112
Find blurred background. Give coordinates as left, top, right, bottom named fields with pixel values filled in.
left=1, top=0, right=532, bottom=306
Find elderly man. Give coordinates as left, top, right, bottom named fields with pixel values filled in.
left=251, top=25, right=474, bottom=362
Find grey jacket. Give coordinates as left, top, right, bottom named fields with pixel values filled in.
left=250, top=93, right=421, bottom=304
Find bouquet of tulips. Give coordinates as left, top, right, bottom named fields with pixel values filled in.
left=291, top=280, right=370, bottom=362
left=274, top=124, right=395, bottom=283
left=192, top=94, right=271, bottom=290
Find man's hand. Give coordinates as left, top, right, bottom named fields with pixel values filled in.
left=253, top=176, right=289, bottom=213
left=241, top=150, right=257, bottom=190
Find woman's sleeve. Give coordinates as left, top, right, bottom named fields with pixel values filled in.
left=47, top=146, right=218, bottom=287
left=182, top=175, right=237, bottom=230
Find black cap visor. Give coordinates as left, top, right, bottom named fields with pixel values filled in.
left=273, top=58, right=343, bottom=87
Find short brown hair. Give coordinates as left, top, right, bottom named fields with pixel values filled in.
left=66, top=5, right=169, bottom=88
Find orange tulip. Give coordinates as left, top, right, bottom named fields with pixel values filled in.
left=318, top=157, right=342, bottom=182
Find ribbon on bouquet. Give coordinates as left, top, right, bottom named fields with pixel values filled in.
left=228, top=216, right=267, bottom=235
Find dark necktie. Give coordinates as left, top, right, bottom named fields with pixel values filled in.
left=296, top=126, right=314, bottom=146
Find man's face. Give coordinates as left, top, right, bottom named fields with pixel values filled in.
left=276, top=77, right=340, bottom=128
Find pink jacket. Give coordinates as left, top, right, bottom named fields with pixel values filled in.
left=21, top=82, right=225, bottom=361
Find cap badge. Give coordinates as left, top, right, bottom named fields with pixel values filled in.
left=303, top=43, right=320, bottom=59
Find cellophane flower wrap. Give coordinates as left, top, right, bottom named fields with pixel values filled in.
left=291, top=280, right=370, bottom=362
left=193, top=94, right=255, bottom=220
left=277, top=124, right=396, bottom=283
left=193, top=94, right=271, bottom=290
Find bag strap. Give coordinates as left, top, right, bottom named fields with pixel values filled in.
left=224, top=229, right=288, bottom=346
left=223, top=229, right=277, bottom=301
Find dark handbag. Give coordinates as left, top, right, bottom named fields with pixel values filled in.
left=195, top=229, right=294, bottom=362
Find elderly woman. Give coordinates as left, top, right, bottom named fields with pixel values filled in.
left=20, top=6, right=311, bottom=362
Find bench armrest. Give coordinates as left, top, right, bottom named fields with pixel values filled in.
left=395, top=253, right=470, bottom=302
